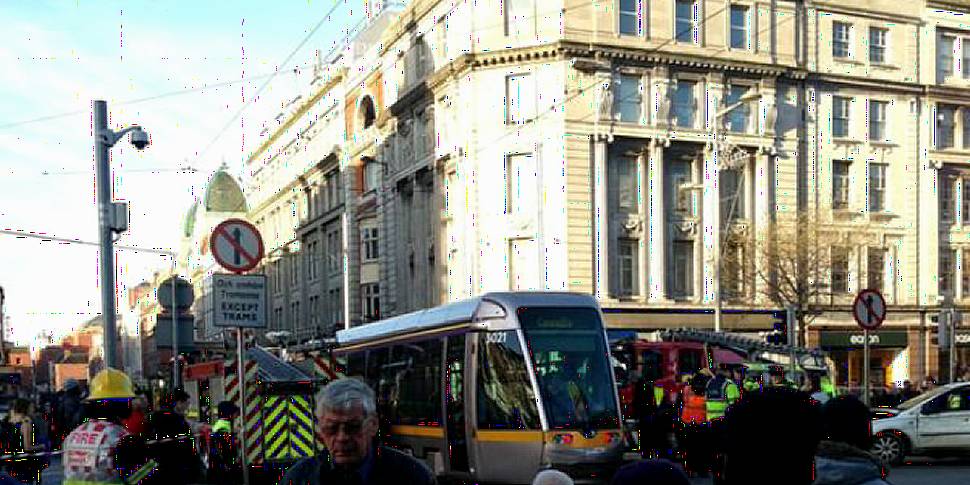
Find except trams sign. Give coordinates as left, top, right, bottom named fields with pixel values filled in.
left=210, top=274, right=267, bottom=329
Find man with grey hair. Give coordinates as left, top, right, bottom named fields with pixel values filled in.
left=279, top=377, right=435, bottom=485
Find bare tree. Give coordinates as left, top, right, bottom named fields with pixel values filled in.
left=727, top=209, right=877, bottom=341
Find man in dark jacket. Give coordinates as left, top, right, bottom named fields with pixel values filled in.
left=814, top=396, right=890, bottom=485
left=279, top=377, right=435, bottom=485
left=143, top=389, right=202, bottom=484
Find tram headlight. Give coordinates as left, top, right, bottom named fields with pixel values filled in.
left=552, top=433, right=574, bottom=445
left=605, top=432, right=622, bottom=444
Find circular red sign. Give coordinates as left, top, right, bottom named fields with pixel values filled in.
left=209, top=218, right=264, bottom=273
left=852, top=289, right=887, bottom=331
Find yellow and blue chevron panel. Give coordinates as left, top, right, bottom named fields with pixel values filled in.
left=288, top=395, right=316, bottom=459
left=262, top=395, right=291, bottom=461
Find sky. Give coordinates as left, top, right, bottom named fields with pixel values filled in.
left=0, top=1, right=369, bottom=348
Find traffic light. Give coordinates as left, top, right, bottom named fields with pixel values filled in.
left=766, top=310, right=787, bottom=345
left=936, top=310, right=952, bottom=349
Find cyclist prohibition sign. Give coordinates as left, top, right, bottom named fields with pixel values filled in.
left=853, top=289, right=886, bottom=331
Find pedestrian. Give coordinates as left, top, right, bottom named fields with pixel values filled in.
left=809, top=378, right=831, bottom=405
left=121, top=395, right=148, bottom=435
left=532, top=469, right=574, bottom=485
left=814, top=395, right=890, bottom=485
left=278, top=377, right=435, bottom=485
left=207, top=401, right=241, bottom=483
left=56, top=380, right=83, bottom=443
left=143, top=389, right=203, bottom=485
left=678, top=372, right=710, bottom=477
left=610, top=459, right=689, bottom=485
left=3, top=399, right=43, bottom=483
left=704, top=364, right=740, bottom=422
left=718, top=388, right=822, bottom=485
left=900, top=380, right=919, bottom=401
left=62, top=368, right=156, bottom=485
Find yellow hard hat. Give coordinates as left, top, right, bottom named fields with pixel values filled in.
left=87, top=368, right=136, bottom=401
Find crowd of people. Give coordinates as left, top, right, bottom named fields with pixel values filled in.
left=0, top=370, right=242, bottom=485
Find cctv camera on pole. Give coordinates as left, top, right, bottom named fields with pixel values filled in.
left=94, top=100, right=150, bottom=369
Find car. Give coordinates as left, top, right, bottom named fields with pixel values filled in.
left=870, top=382, right=970, bottom=465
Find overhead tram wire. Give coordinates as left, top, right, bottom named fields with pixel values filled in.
left=192, top=0, right=350, bottom=171
left=0, top=229, right=175, bottom=256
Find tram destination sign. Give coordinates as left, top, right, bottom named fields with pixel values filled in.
left=210, top=273, right=267, bottom=328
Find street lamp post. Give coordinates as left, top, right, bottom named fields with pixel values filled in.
left=93, top=100, right=150, bottom=369
left=710, top=91, right=761, bottom=332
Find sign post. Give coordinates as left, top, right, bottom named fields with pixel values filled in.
left=852, top=289, right=887, bottom=407
left=209, top=218, right=265, bottom=485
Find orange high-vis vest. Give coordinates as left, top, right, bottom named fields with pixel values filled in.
left=681, top=388, right=707, bottom=424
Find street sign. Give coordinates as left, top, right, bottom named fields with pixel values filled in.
left=210, top=219, right=264, bottom=273
left=211, top=274, right=267, bottom=329
left=852, top=289, right=886, bottom=331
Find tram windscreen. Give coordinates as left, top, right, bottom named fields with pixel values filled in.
left=518, top=307, right=621, bottom=431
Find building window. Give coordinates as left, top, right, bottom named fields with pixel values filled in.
left=963, top=109, right=970, bottom=149
left=505, top=0, right=535, bottom=37
left=506, top=153, right=537, bottom=215
left=723, top=241, right=745, bottom=298
left=867, top=247, right=885, bottom=291
left=729, top=5, right=750, bottom=50
left=868, top=163, right=887, bottom=212
left=614, top=154, right=638, bottom=211
left=833, top=21, right=852, bottom=58
left=725, top=85, right=751, bottom=132
left=328, top=230, right=341, bottom=274
left=938, top=105, right=956, bottom=149
left=833, top=96, right=850, bottom=138
left=963, top=178, right=970, bottom=225
left=942, top=175, right=956, bottom=223
left=326, top=171, right=339, bottom=209
left=963, top=249, right=970, bottom=297
left=869, top=27, right=888, bottom=64
left=672, top=80, right=696, bottom=128
left=617, top=239, right=639, bottom=297
left=675, top=0, right=698, bottom=44
left=869, top=100, right=888, bottom=142
left=614, top=74, right=642, bottom=123
left=291, top=256, right=300, bottom=287
left=363, top=159, right=382, bottom=192
left=361, top=227, right=379, bottom=262
left=509, top=238, right=539, bottom=290
left=940, top=35, right=955, bottom=78
left=670, top=159, right=694, bottom=214
left=832, top=160, right=850, bottom=210
left=506, top=74, right=535, bottom=124
left=940, top=249, right=956, bottom=296
left=720, top=168, right=744, bottom=221
left=619, top=0, right=642, bottom=36
left=671, top=240, right=694, bottom=298
left=361, top=283, right=380, bottom=322
left=831, top=247, right=849, bottom=294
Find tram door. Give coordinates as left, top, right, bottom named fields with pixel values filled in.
left=445, top=335, right=469, bottom=473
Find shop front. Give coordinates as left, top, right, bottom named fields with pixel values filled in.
left=818, top=330, right=910, bottom=390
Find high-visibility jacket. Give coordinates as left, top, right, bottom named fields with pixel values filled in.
left=820, top=376, right=837, bottom=398
left=212, top=419, right=232, bottom=434
left=681, top=388, right=707, bottom=424
left=705, top=377, right=740, bottom=421
left=63, top=419, right=155, bottom=485
left=653, top=385, right=665, bottom=406
left=742, top=378, right=760, bottom=393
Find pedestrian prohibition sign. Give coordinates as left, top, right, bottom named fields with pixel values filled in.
left=852, top=288, right=887, bottom=331
left=210, top=218, right=264, bottom=273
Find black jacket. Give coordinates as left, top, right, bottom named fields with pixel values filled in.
left=279, top=446, right=436, bottom=485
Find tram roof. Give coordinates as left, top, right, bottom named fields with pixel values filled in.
left=336, top=292, right=598, bottom=347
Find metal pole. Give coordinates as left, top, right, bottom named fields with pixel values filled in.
left=170, top=260, right=179, bottom=390
left=237, top=329, right=250, bottom=485
left=0, top=286, right=5, bottom=366
left=787, top=305, right=797, bottom=377
left=949, top=309, right=958, bottom=384
left=863, top=328, right=870, bottom=407
left=94, top=100, right=118, bottom=369
left=713, top=126, right=722, bottom=333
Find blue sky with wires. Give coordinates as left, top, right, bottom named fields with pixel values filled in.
left=0, top=1, right=367, bottom=347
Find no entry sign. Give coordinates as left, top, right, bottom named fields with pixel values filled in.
left=210, top=218, right=264, bottom=273
left=853, top=289, right=887, bottom=331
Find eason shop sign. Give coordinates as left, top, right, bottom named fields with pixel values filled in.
left=819, top=331, right=908, bottom=348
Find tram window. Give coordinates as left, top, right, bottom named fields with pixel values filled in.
left=365, top=348, right=388, bottom=385
left=678, top=349, right=703, bottom=375
left=477, top=331, right=540, bottom=429
left=346, top=352, right=365, bottom=377
left=392, top=340, right=443, bottom=426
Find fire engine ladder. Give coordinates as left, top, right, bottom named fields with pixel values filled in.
left=652, top=328, right=829, bottom=369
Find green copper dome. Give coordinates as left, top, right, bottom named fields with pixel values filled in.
left=204, top=170, right=248, bottom=213
left=182, top=202, right=199, bottom=238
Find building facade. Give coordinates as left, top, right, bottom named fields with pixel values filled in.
left=214, top=0, right=970, bottom=388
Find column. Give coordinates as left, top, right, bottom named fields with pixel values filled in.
left=702, top=144, right=717, bottom=305
left=648, top=139, right=667, bottom=301
left=753, top=151, right=774, bottom=300
left=593, top=136, right=610, bottom=300
left=637, top=147, right=649, bottom=300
